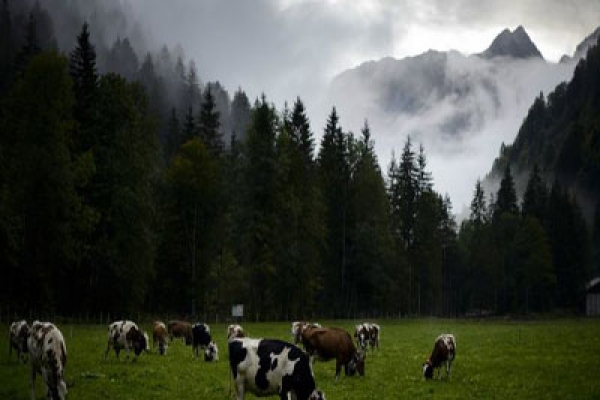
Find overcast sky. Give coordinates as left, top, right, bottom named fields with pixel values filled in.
left=130, top=0, right=599, bottom=213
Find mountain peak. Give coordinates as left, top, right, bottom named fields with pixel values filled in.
left=481, top=26, right=544, bottom=60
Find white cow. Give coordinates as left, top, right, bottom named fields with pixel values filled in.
left=105, top=320, right=147, bottom=361
left=28, top=321, right=67, bottom=400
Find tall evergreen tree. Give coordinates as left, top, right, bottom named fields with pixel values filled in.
left=198, top=85, right=223, bottom=156
left=494, top=165, right=519, bottom=218
left=470, top=179, right=487, bottom=226
left=230, top=87, right=251, bottom=144
left=241, top=95, right=279, bottom=319
left=69, top=22, right=98, bottom=151
left=318, top=107, right=352, bottom=315
left=522, top=163, right=548, bottom=222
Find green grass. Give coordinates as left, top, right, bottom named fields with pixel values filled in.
left=2, top=319, right=599, bottom=399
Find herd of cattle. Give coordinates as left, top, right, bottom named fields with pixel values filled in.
left=8, top=319, right=456, bottom=400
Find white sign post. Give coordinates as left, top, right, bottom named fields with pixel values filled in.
left=232, top=304, right=244, bottom=321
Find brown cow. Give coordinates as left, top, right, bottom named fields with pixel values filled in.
left=423, top=334, right=456, bottom=379
left=301, top=327, right=365, bottom=378
left=167, top=320, right=192, bottom=345
left=152, top=321, right=168, bottom=355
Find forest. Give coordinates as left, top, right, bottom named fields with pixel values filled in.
left=0, top=0, right=598, bottom=320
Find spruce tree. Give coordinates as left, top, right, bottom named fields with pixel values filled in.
left=231, top=87, right=251, bottom=143
left=69, top=22, right=98, bottom=151
left=470, top=179, right=487, bottom=225
left=522, top=164, right=548, bottom=222
left=494, top=165, right=519, bottom=219
left=198, top=85, right=222, bottom=156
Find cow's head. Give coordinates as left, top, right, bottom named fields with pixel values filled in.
left=132, top=329, right=147, bottom=356
left=204, top=341, right=219, bottom=361
left=348, top=350, right=366, bottom=376
left=309, top=390, right=326, bottom=400
left=423, top=361, right=434, bottom=379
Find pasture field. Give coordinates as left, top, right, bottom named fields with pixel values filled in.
left=2, top=319, right=599, bottom=399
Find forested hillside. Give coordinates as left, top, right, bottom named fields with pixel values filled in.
left=1, top=1, right=597, bottom=320
left=489, top=36, right=600, bottom=221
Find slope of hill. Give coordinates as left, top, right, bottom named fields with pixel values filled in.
left=487, top=37, right=600, bottom=220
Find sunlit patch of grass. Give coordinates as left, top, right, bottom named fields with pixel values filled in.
left=1, top=319, right=599, bottom=399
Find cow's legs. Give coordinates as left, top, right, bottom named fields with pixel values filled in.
left=104, top=342, right=110, bottom=360
left=446, top=359, right=453, bottom=378
left=235, top=379, right=245, bottom=400
left=335, top=361, right=342, bottom=379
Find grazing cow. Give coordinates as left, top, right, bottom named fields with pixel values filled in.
left=227, top=324, right=245, bottom=341
left=192, top=323, right=216, bottom=361
left=28, top=321, right=67, bottom=400
left=301, top=327, right=365, bottom=378
left=204, top=341, right=219, bottom=362
left=105, top=320, right=147, bottom=361
left=9, top=320, right=30, bottom=362
left=229, top=337, right=325, bottom=400
left=354, top=323, right=380, bottom=351
left=152, top=321, right=169, bottom=355
left=291, top=321, right=321, bottom=345
left=423, top=334, right=456, bottom=379
left=167, top=320, right=192, bottom=345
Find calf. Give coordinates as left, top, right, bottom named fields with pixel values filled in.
left=167, top=320, right=192, bottom=345
left=192, top=323, right=217, bottom=361
left=105, top=320, right=147, bottom=361
left=291, top=321, right=321, bottom=345
left=9, top=320, right=30, bottom=362
left=227, top=324, right=245, bottom=341
left=301, top=327, right=365, bottom=378
left=423, top=333, right=456, bottom=379
left=229, top=337, right=325, bottom=400
left=152, top=321, right=169, bottom=355
left=28, top=321, right=67, bottom=400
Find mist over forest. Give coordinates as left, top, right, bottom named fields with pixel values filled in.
left=1, top=0, right=599, bottom=320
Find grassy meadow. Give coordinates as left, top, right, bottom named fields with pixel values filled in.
left=2, top=319, right=599, bottom=399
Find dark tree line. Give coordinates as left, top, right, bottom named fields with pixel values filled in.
left=1, top=2, right=597, bottom=319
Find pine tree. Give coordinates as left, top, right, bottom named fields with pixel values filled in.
left=416, top=144, right=433, bottom=196
left=494, top=165, right=519, bottom=219
left=398, top=136, right=418, bottom=249
left=242, top=95, right=279, bottom=319
left=230, top=87, right=251, bottom=144
left=198, top=85, right=222, bottom=156
left=470, top=179, right=487, bottom=226
left=182, top=106, right=196, bottom=144
left=522, top=164, right=548, bottom=222
left=69, top=22, right=98, bottom=151
left=318, top=107, right=352, bottom=315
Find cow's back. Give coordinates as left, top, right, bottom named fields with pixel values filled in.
left=305, top=327, right=355, bottom=362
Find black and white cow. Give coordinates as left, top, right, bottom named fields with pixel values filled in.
left=354, top=323, right=380, bottom=351
left=191, top=323, right=218, bottom=361
left=229, top=338, right=325, bottom=400
left=423, top=333, right=456, bottom=379
left=227, top=324, right=245, bottom=341
left=28, top=321, right=67, bottom=400
left=105, top=320, right=147, bottom=361
left=9, top=320, right=30, bottom=362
